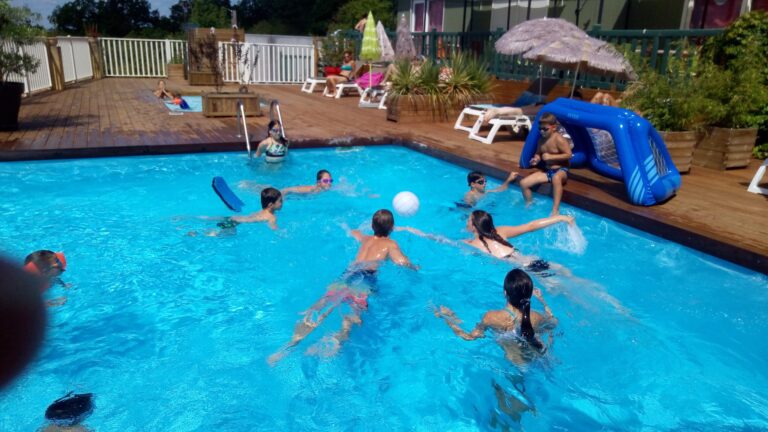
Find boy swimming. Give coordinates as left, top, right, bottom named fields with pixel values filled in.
left=463, top=171, right=520, bottom=207
left=268, top=209, right=417, bottom=364
left=202, top=187, right=282, bottom=235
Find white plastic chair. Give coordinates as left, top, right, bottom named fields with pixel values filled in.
left=301, top=77, right=327, bottom=93
left=468, top=116, right=532, bottom=145
left=747, top=159, right=768, bottom=195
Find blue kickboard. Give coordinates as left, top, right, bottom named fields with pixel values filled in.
left=212, top=176, right=245, bottom=212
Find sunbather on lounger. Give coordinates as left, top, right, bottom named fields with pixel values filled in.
left=325, top=51, right=356, bottom=97
left=481, top=106, right=524, bottom=124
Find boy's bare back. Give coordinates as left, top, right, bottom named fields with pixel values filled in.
left=351, top=231, right=413, bottom=269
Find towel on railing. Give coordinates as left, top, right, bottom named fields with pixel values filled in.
left=356, top=72, right=385, bottom=89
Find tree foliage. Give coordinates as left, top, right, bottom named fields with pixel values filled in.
left=0, top=0, right=44, bottom=82
left=327, top=0, right=394, bottom=34
left=50, top=0, right=158, bottom=37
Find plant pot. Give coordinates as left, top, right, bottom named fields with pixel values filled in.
left=693, top=126, right=758, bottom=170
left=189, top=71, right=220, bottom=86
left=202, top=92, right=263, bottom=117
left=387, top=95, right=491, bottom=123
left=658, top=130, right=698, bottom=174
left=167, top=64, right=185, bottom=81
left=0, top=82, right=25, bottom=131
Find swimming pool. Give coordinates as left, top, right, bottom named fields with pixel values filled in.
left=1, top=146, right=766, bottom=431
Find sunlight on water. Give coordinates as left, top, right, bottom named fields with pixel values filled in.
left=0, top=147, right=766, bottom=431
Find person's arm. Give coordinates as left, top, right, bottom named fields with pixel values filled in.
left=349, top=229, right=366, bottom=242
left=267, top=217, right=277, bottom=230
left=541, top=135, right=573, bottom=163
left=488, top=171, right=520, bottom=192
left=497, top=215, right=574, bottom=238
left=533, top=288, right=554, bottom=320
left=281, top=185, right=315, bottom=195
left=396, top=226, right=457, bottom=246
left=388, top=241, right=418, bottom=270
left=254, top=139, right=269, bottom=157
left=231, top=211, right=263, bottom=223
left=435, top=306, right=488, bottom=340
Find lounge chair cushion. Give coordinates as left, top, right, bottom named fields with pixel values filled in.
left=357, top=72, right=385, bottom=89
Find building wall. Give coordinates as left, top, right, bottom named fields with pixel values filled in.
left=396, top=0, right=702, bottom=32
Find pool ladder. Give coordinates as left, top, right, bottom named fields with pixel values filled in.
left=235, top=99, right=252, bottom=159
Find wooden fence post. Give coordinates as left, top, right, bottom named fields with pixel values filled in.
left=88, top=37, right=104, bottom=79
left=45, top=38, right=65, bottom=91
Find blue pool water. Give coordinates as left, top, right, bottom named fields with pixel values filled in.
left=1, top=146, right=767, bottom=431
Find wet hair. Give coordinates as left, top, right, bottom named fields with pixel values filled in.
left=45, top=392, right=94, bottom=427
left=539, top=112, right=557, bottom=125
left=316, top=169, right=331, bottom=181
left=467, top=171, right=484, bottom=186
left=503, top=269, right=544, bottom=351
left=470, top=210, right=514, bottom=254
left=24, top=250, right=59, bottom=275
left=260, top=187, right=282, bottom=209
left=372, top=209, right=394, bottom=237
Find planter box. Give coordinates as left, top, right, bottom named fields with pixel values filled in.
left=202, top=93, right=263, bottom=118
left=659, top=130, right=698, bottom=174
left=167, top=64, right=185, bottom=81
left=189, top=71, right=220, bottom=86
left=693, top=127, right=757, bottom=170
left=387, top=95, right=491, bottom=123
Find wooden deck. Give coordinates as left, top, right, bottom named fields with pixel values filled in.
left=1, top=77, right=766, bottom=274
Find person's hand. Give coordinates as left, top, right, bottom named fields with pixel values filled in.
left=533, top=288, right=543, bottom=299
left=529, top=155, right=541, bottom=165
left=559, top=215, right=575, bottom=225
left=506, top=171, right=519, bottom=182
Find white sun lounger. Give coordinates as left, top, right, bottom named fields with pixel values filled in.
left=301, top=77, right=327, bottom=93
left=468, top=115, right=532, bottom=145
left=359, top=87, right=388, bottom=109
left=323, top=81, right=363, bottom=98
left=747, top=159, right=768, bottom=195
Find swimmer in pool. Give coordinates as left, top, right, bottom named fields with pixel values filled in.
left=200, top=187, right=282, bottom=236
left=268, top=209, right=417, bottom=364
left=23, top=250, right=69, bottom=307
left=281, top=170, right=334, bottom=195
left=463, top=171, right=520, bottom=207
left=400, top=210, right=573, bottom=274
left=435, top=269, right=556, bottom=364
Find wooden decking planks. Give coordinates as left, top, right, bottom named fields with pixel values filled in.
left=0, top=77, right=766, bottom=273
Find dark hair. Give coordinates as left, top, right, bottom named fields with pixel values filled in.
left=504, top=269, right=544, bottom=351
left=470, top=210, right=514, bottom=253
left=467, top=171, right=484, bottom=186
left=45, top=392, right=94, bottom=427
left=316, top=169, right=331, bottom=181
left=24, top=250, right=58, bottom=274
left=266, top=120, right=286, bottom=144
left=343, top=50, right=353, bottom=56
left=260, top=187, right=282, bottom=209
left=539, top=112, right=557, bottom=125
left=372, top=209, right=394, bottom=237
left=572, top=89, right=583, bottom=100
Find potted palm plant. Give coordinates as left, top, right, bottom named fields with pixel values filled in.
left=0, top=1, right=43, bottom=131
left=387, top=53, right=493, bottom=123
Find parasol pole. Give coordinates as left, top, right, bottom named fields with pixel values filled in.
left=570, top=62, right=581, bottom=98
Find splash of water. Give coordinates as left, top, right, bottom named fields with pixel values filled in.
left=553, top=222, right=588, bottom=255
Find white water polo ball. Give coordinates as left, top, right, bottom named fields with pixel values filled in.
left=393, top=191, right=420, bottom=217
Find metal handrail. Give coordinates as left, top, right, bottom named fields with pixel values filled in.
left=235, top=99, right=251, bottom=159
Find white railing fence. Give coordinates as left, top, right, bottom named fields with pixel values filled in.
left=57, top=37, right=93, bottom=83
left=100, top=38, right=186, bottom=77
left=1, top=40, right=52, bottom=94
left=219, top=42, right=314, bottom=84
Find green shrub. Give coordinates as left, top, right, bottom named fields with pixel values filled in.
left=620, top=49, right=718, bottom=132
left=753, top=143, right=768, bottom=160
